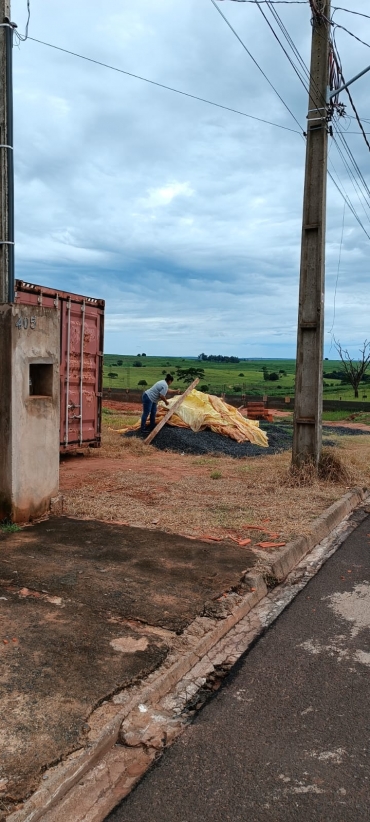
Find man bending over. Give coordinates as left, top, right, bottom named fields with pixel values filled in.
left=141, top=374, right=175, bottom=435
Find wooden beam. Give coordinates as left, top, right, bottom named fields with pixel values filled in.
left=144, top=378, right=199, bottom=445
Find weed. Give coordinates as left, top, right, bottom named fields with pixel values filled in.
left=210, top=471, right=222, bottom=480
left=1, top=522, right=21, bottom=533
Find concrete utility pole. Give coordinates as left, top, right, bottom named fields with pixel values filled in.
left=292, top=0, right=331, bottom=468
left=0, top=0, right=14, bottom=303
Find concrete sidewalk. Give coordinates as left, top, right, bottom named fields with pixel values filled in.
left=0, top=489, right=368, bottom=821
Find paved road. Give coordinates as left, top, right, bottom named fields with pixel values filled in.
left=107, top=514, right=370, bottom=822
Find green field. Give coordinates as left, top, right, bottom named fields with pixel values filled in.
left=103, top=355, right=370, bottom=403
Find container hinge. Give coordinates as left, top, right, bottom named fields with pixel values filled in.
left=96, top=391, right=103, bottom=398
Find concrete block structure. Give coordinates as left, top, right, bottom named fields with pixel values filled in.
left=0, top=303, right=60, bottom=522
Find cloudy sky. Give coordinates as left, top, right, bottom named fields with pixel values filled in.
left=11, top=0, right=370, bottom=357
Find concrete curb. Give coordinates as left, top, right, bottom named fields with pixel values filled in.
left=270, top=486, right=367, bottom=582
left=6, top=485, right=368, bottom=822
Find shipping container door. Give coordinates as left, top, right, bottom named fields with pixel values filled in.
left=60, top=298, right=103, bottom=448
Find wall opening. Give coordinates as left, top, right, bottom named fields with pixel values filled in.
left=29, top=363, right=53, bottom=397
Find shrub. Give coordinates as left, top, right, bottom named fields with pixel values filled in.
left=200, top=384, right=209, bottom=392
left=132, top=361, right=142, bottom=367
left=233, top=385, right=242, bottom=392
left=238, top=372, right=244, bottom=377
left=138, top=380, right=148, bottom=386
left=107, top=372, right=118, bottom=379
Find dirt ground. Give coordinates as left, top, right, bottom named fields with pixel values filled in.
left=59, top=402, right=370, bottom=564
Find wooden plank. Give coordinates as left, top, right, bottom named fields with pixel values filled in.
left=144, top=378, right=199, bottom=445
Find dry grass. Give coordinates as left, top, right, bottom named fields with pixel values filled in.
left=283, top=447, right=353, bottom=488
left=61, top=410, right=370, bottom=556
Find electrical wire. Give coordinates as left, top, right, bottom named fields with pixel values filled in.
left=26, top=36, right=301, bottom=134
left=209, top=0, right=305, bottom=132
left=331, top=133, right=370, bottom=224
left=22, top=6, right=370, bottom=248
left=215, top=1, right=308, bottom=4
left=252, top=0, right=311, bottom=96
left=327, top=200, right=345, bottom=338
left=14, top=0, right=30, bottom=42
left=331, top=21, right=370, bottom=51
left=334, top=125, right=370, bottom=201
left=333, top=7, right=370, bottom=22
left=328, top=160, right=370, bottom=240
left=253, top=0, right=331, bottom=119
left=344, top=85, right=370, bottom=152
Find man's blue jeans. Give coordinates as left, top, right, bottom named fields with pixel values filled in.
left=141, top=392, right=157, bottom=434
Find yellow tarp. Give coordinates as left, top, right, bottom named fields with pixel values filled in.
left=114, top=389, right=268, bottom=447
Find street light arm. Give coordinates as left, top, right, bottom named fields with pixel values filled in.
left=328, top=63, right=370, bottom=101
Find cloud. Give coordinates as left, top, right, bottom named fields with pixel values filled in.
left=11, top=0, right=370, bottom=357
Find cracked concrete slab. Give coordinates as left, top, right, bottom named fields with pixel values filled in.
left=1, top=492, right=368, bottom=822
left=0, top=516, right=256, bottom=817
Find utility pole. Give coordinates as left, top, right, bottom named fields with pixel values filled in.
left=0, top=0, right=14, bottom=303
left=292, top=0, right=331, bottom=468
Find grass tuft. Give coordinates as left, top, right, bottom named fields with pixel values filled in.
left=283, top=447, right=352, bottom=488
left=318, top=448, right=352, bottom=483
left=1, top=522, right=21, bottom=533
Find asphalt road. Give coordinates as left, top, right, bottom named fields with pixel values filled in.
left=107, top=514, right=370, bottom=822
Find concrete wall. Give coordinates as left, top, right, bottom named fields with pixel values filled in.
left=0, top=304, right=60, bottom=523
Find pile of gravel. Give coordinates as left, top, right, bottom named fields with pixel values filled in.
left=125, top=422, right=368, bottom=459
left=323, top=425, right=370, bottom=437
left=125, top=424, right=292, bottom=458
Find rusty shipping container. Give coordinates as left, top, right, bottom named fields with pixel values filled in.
left=15, top=280, right=105, bottom=451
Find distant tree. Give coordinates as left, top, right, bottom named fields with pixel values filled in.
left=132, top=360, right=142, bottom=367
left=335, top=339, right=370, bottom=398
left=107, top=372, right=118, bottom=379
left=233, top=385, right=242, bottom=392
left=268, top=372, right=279, bottom=381
left=200, top=384, right=209, bottom=392
left=197, top=353, right=240, bottom=363
left=238, top=372, right=244, bottom=377
left=116, top=359, right=123, bottom=366
left=176, top=366, right=205, bottom=384
left=141, top=353, right=146, bottom=356
left=262, top=367, right=269, bottom=381
left=138, top=379, right=148, bottom=386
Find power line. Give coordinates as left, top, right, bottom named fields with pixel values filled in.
left=209, top=0, right=305, bottom=132
left=344, top=85, right=370, bottom=153
left=214, top=1, right=308, bottom=4
left=14, top=0, right=30, bottom=42
left=332, top=130, right=370, bottom=217
left=332, top=21, right=370, bottom=51
left=328, top=161, right=370, bottom=240
left=327, top=200, right=345, bottom=338
left=26, top=36, right=301, bottom=134
left=253, top=0, right=311, bottom=96
left=333, top=7, right=370, bottom=22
